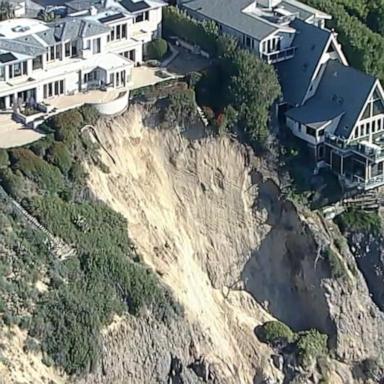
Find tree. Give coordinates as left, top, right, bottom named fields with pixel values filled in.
left=147, top=38, right=168, bottom=61
left=0, top=1, right=14, bottom=21
left=226, top=49, right=281, bottom=146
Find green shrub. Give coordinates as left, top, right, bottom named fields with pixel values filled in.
left=0, top=168, right=28, bottom=199
left=336, top=208, right=382, bottom=234
left=163, top=6, right=219, bottom=55
left=323, top=246, right=346, bottom=279
left=260, top=321, right=296, bottom=345
left=29, top=135, right=54, bottom=157
left=50, top=110, right=84, bottom=147
left=165, top=88, right=197, bottom=123
left=79, top=105, right=100, bottom=126
left=9, top=148, right=65, bottom=193
left=46, top=142, right=72, bottom=175
left=0, top=149, right=9, bottom=168
left=147, top=38, right=168, bottom=60
left=296, top=329, right=328, bottom=366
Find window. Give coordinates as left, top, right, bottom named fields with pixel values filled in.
left=0, top=66, right=4, bottom=81
left=318, top=128, right=325, bottom=137
left=93, top=38, right=101, bottom=54
left=111, top=28, right=115, bottom=41
left=379, top=119, right=383, bottom=131
left=362, top=104, right=370, bottom=120
left=122, top=24, right=127, bottom=38
left=85, top=40, right=91, bottom=50
left=65, top=42, right=71, bottom=57
left=55, top=44, right=62, bottom=60
left=44, top=80, right=65, bottom=98
left=109, top=73, right=114, bottom=85
left=306, top=126, right=316, bottom=137
left=32, top=55, right=43, bottom=70
left=22, top=61, right=27, bottom=75
left=71, top=41, right=78, bottom=57
left=365, top=122, right=370, bottom=135
left=134, top=13, right=144, bottom=23
left=50, top=46, right=55, bottom=61
left=116, top=24, right=121, bottom=40
left=373, top=99, right=384, bottom=116
left=373, top=120, right=377, bottom=133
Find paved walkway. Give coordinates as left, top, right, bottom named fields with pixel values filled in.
left=131, top=66, right=180, bottom=90
left=0, top=114, right=44, bottom=149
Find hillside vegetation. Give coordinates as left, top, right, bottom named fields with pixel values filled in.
left=303, top=0, right=384, bottom=82
left=0, top=106, right=180, bottom=376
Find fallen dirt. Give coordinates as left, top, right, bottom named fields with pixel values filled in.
left=84, top=106, right=282, bottom=383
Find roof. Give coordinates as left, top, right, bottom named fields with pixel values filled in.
left=36, top=17, right=109, bottom=44
left=280, top=0, right=331, bottom=21
left=276, top=18, right=331, bottom=106
left=286, top=60, right=377, bottom=138
left=180, top=0, right=279, bottom=42
left=0, top=52, right=17, bottom=63
left=120, top=0, right=150, bottom=13
left=99, top=12, right=126, bottom=23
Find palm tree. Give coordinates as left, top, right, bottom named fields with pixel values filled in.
left=0, top=2, right=15, bottom=21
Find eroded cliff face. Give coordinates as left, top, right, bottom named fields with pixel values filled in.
left=79, top=106, right=384, bottom=383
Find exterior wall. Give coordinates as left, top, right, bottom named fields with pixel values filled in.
left=89, top=90, right=129, bottom=115
left=286, top=116, right=323, bottom=145
left=130, top=7, right=162, bottom=39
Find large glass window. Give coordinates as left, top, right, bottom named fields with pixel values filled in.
left=71, top=41, right=78, bottom=57
left=65, top=42, right=71, bottom=57
left=32, top=55, right=43, bottom=70
left=93, top=38, right=101, bottom=54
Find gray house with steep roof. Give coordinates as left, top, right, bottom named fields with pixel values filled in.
left=179, top=0, right=384, bottom=190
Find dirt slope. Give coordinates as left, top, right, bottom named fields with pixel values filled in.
left=84, top=106, right=282, bottom=383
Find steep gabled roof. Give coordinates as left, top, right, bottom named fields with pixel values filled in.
left=286, top=60, right=377, bottom=138
left=276, top=18, right=332, bottom=106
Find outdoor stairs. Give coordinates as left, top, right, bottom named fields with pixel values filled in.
left=0, top=186, right=76, bottom=260
left=322, top=190, right=383, bottom=219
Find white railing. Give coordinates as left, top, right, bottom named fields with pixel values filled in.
left=261, top=46, right=296, bottom=64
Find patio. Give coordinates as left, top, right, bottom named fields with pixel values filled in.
left=0, top=114, right=44, bottom=149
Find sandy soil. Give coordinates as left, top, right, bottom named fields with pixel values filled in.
left=85, top=107, right=282, bottom=383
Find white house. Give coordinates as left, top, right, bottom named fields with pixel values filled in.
left=179, top=0, right=331, bottom=64
left=0, top=0, right=166, bottom=120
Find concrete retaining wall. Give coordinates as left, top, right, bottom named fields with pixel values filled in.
left=88, top=91, right=129, bottom=115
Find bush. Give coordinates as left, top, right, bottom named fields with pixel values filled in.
left=29, top=135, right=54, bottom=157
left=9, top=148, right=65, bottom=193
left=46, top=142, right=72, bottom=175
left=0, top=168, right=28, bottom=199
left=50, top=109, right=84, bottom=147
left=79, top=105, right=99, bottom=126
left=165, top=88, right=197, bottom=123
left=0, top=149, right=9, bottom=168
left=296, top=329, right=328, bottom=366
left=147, top=38, right=168, bottom=60
left=260, top=321, right=296, bottom=345
left=323, top=246, right=346, bottom=279
left=163, top=6, right=219, bottom=55
left=336, top=208, right=382, bottom=234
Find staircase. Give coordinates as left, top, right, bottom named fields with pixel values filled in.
left=0, top=186, right=75, bottom=260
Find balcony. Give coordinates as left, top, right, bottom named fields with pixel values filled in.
left=261, top=47, right=296, bottom=64
left=354, top=175, right=384, bottom=191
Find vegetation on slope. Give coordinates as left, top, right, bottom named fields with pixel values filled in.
left=163, top=6, right=281, bottom=148
left=0, top=106, right=180, bottom=375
